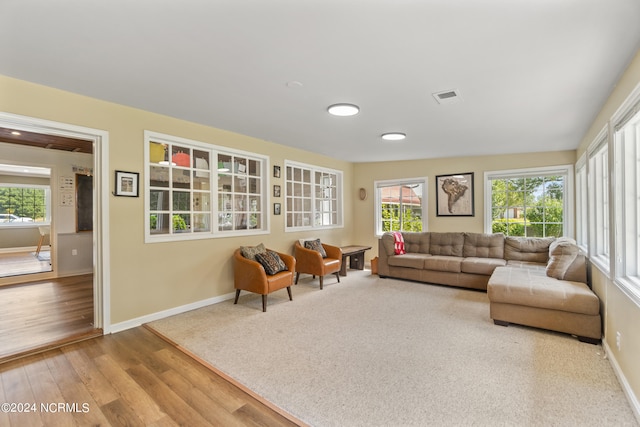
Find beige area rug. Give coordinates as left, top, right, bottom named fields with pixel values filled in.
left=148, top=270, right=638, bottom=427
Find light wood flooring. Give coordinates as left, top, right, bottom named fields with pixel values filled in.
left=0, top=251, right=52, bottom=278
left=0, top=274, right=100, bottom=363
left=0, top=327, right=301, bottom=427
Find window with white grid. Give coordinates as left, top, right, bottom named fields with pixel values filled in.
left=284, top=161, right=342, bottom=230
left=145, top=131, right=268, bottom=242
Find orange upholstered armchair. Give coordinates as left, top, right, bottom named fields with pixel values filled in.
left=233, top=248, right=296, bottom=312
left=294, top=240, right=342, bottom=290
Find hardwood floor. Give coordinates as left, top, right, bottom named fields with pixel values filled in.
left=0, top=274, right=100, bottom=363
left=0, top=327, right=302, bottom=427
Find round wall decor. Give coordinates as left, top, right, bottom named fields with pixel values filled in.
left=359, top=188, right=367, bottom=200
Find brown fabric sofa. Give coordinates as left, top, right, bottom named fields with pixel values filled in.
left=378, top=232, right=601, bottom=343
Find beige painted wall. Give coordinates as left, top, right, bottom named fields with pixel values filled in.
left=0, top=75, right=354, bottom=324
left=575, top=49, right=640, bottom=414
left=352, top=150, right=576, bottom=259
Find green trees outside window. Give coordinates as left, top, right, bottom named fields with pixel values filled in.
left=379, top=184, right=423, bottom=232
left=490, top=176, right=564, bottom=237
left=0, top=187, right=46, bottom=222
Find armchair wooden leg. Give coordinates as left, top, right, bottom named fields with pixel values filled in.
left=319, top=276, right=323, bottom=290
left=335, top=272, right=340, bottom=283
left=262, top=295, right=267, bottom=312
left=287, top=286, right=292, bottom=301
left=234, top=289, right=241, bottom=304
left=36, top=234, right=45, bottom=256
left=295, top=272, right=300, bottom=284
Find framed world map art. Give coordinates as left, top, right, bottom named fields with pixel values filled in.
left=436, top=172, right=474, bottom=216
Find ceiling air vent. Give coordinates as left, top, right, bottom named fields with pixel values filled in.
left=432, top=89, right=462, bottom=105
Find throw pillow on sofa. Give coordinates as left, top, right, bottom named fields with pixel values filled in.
left=546, top=237, right=580, bottom=280
left=255, top=251, right=288, bottom=275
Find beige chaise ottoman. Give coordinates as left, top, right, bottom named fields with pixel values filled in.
left=487, top=238, right=601, bottom=344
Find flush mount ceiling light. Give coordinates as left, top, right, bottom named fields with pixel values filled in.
left=327, top=103, right=360, bottom=117
left=381, top=132, right=406, bottom=141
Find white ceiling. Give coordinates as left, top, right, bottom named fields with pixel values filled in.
left=1, top=1, right=639, bottom=163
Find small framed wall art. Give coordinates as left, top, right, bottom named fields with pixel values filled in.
left=273, top=165, right=281, bottom=178
left=435, top=172, right=474, bottom=216
left=273, top=184, right=281, bottom=197
left=274, top=203, right=281, bottom=215
left=114, top=170, right=139, bottom=197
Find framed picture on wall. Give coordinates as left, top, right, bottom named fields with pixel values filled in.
left=435, top=172, right=474, bottom=216
left=274, top=203, right=281, bottom=215
left=273, top=185, right=281, bottom=197
left=273, top=165, right=281, bottom=178
left=114, top=170, right=139, bottom=197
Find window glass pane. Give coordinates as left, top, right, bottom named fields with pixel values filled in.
left=193, top=213, right=210, bottom=232
left=173, top=192, right=190, bottom=211
left=150, top=213, right=170, bottom=234
left=193, top=193, right=209, bottom=212
left=149, top=142, right=166, bottom=164
left=172, top=170, right=191, bottom=189
left=150, top=166, right=169, bottom=187
left=171, top=146, right=191, bottom=167
left=173, top=214, right=190, bottom=233
left=150, top=189, right=169, bottom=210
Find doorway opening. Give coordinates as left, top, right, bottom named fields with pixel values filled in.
left=0, top=112, right=109, bottom=360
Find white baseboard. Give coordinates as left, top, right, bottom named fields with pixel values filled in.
left=603, top=340, right=640, bottom=423
left=0, top=246, right=37, bottom=254
left=109, top=291, right=236, bottom=334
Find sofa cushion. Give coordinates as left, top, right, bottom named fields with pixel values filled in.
left=505, top=260, right=547, bottom=270
left=463, top=233, right=505, bottom=258
left=504, top=236, right=555, bottom=263
left=424, top=255, right=462, bottom=273
left=546, top=237, right=587, bottom=283
left=402, top=232, right=430, bottom=254
left=388, top=253, right=431, bottom=269
left=488, top=266, right=599, bottom=315
left=429, top=232, right=464, bottom=257
left=461, top=257, right=507, bottom=275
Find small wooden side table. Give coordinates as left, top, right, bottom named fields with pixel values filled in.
left=339, top=245, right=372, bottom=276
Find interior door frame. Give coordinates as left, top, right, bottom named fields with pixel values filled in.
left=0, top=112, right=110, bottom=332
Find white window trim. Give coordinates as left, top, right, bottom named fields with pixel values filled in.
left=374, top=177, right=428, bottom=237
left=484, top=165, right=574, bottom=237
left=586, top=125, right=611, bottom=275
left=144, top=130, right=270, bottom=243
left=611, top=81, right=640, bottom=306
left=575, top=154, right=588, bottom=253
left=283, top=160, right=343, bottom=231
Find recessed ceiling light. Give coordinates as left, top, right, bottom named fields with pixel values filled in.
left=11, top=131, right=21, bottom=136
left=381, top=132, right=406, bottom=141
left=327, top=103, right=360, bottom=117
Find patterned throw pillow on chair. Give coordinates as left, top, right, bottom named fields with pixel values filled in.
left=305, top=238, right=327, bottom=258
left=241, top=243, right=267, bottom=261
left=255, top=251, right=288, bottom=275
